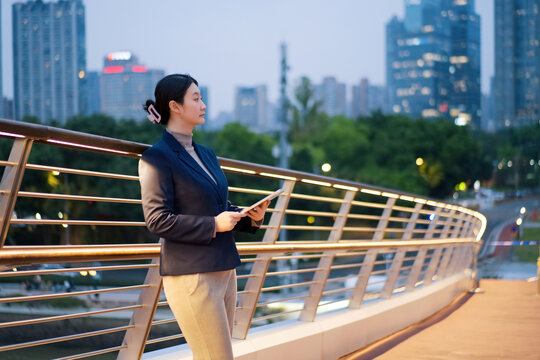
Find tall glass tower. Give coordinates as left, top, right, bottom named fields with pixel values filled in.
left=387, top=0, right=452, bottom=120
left=12, top=0, right=87, bottom=123
left=446, top=0, right=481, bottom=127
left=386, top=0, right=481, bottom=127
left=494, top=0, right=540, bottom=128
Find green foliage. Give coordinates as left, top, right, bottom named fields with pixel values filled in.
left=3, top=77, right=539, bottom=246
left=205, top=122, right=275, bottom=166
left=287, top=85, right=492, bottom=197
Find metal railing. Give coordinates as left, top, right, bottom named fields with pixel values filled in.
left=0, top=118, right=486, bottom=359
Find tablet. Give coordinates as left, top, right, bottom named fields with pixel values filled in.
left=240, top=189, right=284, bottom=214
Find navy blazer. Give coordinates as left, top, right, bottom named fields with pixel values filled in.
left=139, top=130, right=257, bottom=276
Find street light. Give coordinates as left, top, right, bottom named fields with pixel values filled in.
left=416, top=157, right=424, bottom=166
left=321, top=163, right=331, bottom=173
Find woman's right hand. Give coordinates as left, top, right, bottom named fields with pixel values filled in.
left=215, top=211, right=246, bottom=232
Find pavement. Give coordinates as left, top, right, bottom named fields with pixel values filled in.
left=345, top=279, right=540, bottom=360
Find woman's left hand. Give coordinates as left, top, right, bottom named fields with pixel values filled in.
left=246, top=200, right=270, bottom=222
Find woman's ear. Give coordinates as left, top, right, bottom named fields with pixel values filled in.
left=169, top=100, right=183, bottom=115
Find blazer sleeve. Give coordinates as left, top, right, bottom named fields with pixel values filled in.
left=139, top=153, right=216, bottom=245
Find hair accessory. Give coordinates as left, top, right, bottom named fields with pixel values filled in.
left=147, top=104, right=161, bottom=124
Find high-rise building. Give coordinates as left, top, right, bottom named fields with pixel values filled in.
left=352, top=78, right=369, bottom=118
left=352, top=79, right=390, bottom=118
left=368, top=84, right=390, bottom=114
left=100, top=51, right=164, bottom=121
left=494, top=0, right=540, bottom=128
left=85, top=71, right=100, bottom=116
left=234, top=85, right=268, bottom=131
left=2, top=98, right=14, bottom=120
left=386, top=0, right=480, bottom=126
left=386, top=1, right=451, bottom=120
left=13, top=0, right=87, bottom=123
left=314, top=77, right=346, bottom=117
left=447, top=0, right=481, bottom=127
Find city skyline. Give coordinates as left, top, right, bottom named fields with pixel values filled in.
left=1, top=0, right=494, bottom=116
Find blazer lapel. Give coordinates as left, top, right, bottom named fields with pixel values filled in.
left=162, top=131, right=226, bottom=202
left=194, top=143, right=228, bottom=201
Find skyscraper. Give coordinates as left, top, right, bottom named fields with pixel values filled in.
left=314, top=77, right=346, bottom=117
left=85, top=71, right=100, bottom=116
left=494, top=0, right=540, bottom=128
left=368, top=84, right=391, bottom=114
left=352, top=78, right=369, bottom=118
left=12, top=0, right=87, bottom=123
left=447, top=0, right=481, bottom=127
left=352, top=78, right=390, bottom=118
left=386, top=0, right=480, bottom=126
left=100, top=51, right=164, bottom=121
left=234, top=85, right=268, bottom=131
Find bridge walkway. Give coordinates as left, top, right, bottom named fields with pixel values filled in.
left=344, top=279, right=540, bottom=360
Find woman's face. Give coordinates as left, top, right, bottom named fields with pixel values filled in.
left=177, top=83, right=206, bottom=127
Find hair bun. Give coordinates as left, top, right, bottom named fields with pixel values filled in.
left=143, top=99, right=155, bottom=113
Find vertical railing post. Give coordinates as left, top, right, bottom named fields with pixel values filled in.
left=436, top=246, right=454, bottom=279
left=349, top=249, right=378, bottom=308
left=440, top=209, right=456, bottom=239
left=380, top=248, right=407, bottom=299
left=374, top=197, right=400, bottom=299
left=0, top=138, right=33, bottom=249
left=118, top=256, right=163, bottom=360
left=446, top=246, right=464, bottom=277
left=423, top=247, right=443, bottom=284
left=461, top=245, right=475, bottom=273
left=373, top=197, right=396, bottom=241
left=233, top=180, right=295, bottom=340
left=452, top=246, right=467, bottom=274
left=424, top=207, right=442, bottom=240
left=459, top=214, right=474, bottom=239
left=470, top=217, right=482, bottom=239
left=450, top=212, right=466, bottom=239
left=406, top=246, right=427, bottom=291
left=299, top=190, right=356, bottom=322
left=401, top=203, right=422, bottom=241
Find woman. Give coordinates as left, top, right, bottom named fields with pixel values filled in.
left=139, top=74, right=268, bottom=359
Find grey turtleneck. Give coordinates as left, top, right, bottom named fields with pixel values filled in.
left=167, top=128, right=217, bottom=184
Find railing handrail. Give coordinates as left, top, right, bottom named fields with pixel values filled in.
left=0, top=117, right=487, bottom=359
left=0, top=118, right=482, bottom=217
left=0, top=238, right=478, bottom=267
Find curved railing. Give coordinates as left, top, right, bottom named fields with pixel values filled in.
left=0, top=118, right=486, bottom=359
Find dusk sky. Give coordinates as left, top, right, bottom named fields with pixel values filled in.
left=1, top=0, right=494, bottom=116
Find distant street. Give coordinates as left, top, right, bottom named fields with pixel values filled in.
left=478, top=195, right=540, bottom=279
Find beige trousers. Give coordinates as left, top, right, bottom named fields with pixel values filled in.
left=162, top=269, right=237, bottom=360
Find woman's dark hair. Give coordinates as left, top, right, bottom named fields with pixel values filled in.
left=143, top=74, right=198, bottom=125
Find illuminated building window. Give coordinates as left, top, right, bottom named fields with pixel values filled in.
left=422, top=109, right=439, bottom=117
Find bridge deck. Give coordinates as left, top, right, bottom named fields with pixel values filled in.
left=344, top=279, right=540, bottom=360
